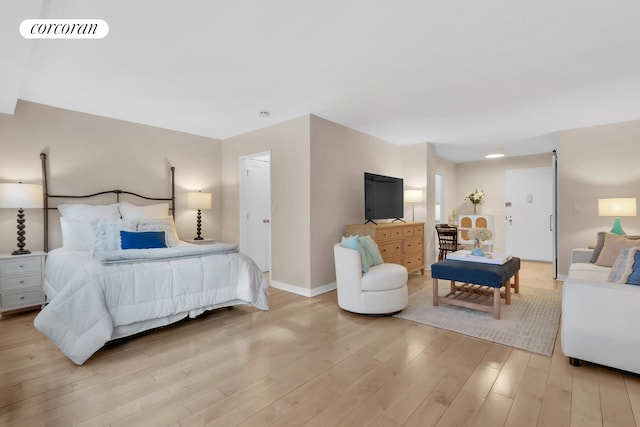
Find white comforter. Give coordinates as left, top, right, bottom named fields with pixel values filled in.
left=34, top=247, right=269, bottom=365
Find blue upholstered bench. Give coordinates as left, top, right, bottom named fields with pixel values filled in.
left=430, top=257, right=521, bottom=319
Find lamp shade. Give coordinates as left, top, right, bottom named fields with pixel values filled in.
left=187, top=192, right=212, bottom=210
left=404, top=190, right=423, bottom=204
left=0, top=183, right=43, bottom=209
left=598, top=198, right=637, bottom=217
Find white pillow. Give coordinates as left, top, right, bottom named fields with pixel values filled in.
left=119, top=202, right=169, bottom=220
left=91, top=219, right=137, bottom=253
left=60, top=217, right=94, bottom=251
left=58, top=203, right=120, bottom=220
left=136, top=216, right=179, bottom=247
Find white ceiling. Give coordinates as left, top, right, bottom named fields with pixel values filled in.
left=4, top=1, right=640, bottom=162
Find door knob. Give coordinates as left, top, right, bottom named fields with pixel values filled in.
left=262, top=219, right=270, bottom=223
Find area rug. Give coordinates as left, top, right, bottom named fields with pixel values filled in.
left=394, top=283, right=562, bottom=356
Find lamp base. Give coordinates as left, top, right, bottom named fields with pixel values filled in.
left=12, top=249, right=31, bottom=256
left=610, top=217, right=626, bottom=235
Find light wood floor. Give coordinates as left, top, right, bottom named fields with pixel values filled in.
left=1, top=261, right=639, bottom=426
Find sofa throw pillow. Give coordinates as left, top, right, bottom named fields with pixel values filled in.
left=341, top=235, right=368, bottom=273
left=595, top=233, right=640, bottom=267
left=608, top=248, right=637, bottom=283
left=359, top=235, right=384, bottom=268
left=591, top=231, right=640, bottom=263
left=626, top=251, right=640, bottom=286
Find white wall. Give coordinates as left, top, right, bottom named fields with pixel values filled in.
left=452, top=153, right=553, bottom=254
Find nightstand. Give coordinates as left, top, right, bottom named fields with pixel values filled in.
left=184, top=238, right=216, bottom=245
left=0, top=251, right=45, bottom=314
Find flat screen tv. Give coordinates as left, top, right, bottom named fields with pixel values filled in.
left=364, top=172, right=403, bottom=223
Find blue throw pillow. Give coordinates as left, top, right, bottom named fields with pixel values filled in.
left=120, top=230, right=167, bottom=250
left=626, top=251, right=640, bottom=286
left=341, top=235, right=368, bottom=273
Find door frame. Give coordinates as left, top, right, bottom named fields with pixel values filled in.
left=239, top=150, right=272, bottom=272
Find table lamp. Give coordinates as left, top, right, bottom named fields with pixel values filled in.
left=0, top=183, right=43, bottom=255
left=598, top=198, right=637, bottom=235
left=404, top=190, right=423, bottom=222
left=187, top=191, right=211, bottom=240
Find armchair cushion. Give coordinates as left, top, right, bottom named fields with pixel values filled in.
left=361, top=263, right=408, bottom=292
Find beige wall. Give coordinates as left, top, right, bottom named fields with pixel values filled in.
left=221, top=115, right=311, bottom=288
left=309, top=115, right=406, bottom=288
left=0, top=101, right=221, bottom=254
left=557, top=119, right=640, bottom=275
left=453, top=153, right=553, bottom=254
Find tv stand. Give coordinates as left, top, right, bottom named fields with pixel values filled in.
left=391, top=218, right=406, bottom=223
left=364, top=219, right=377, bottom=225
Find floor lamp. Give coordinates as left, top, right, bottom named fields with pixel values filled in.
left=187, top=191, right=212, bottom=240
left=0, top=183, right=43, bottom=255
left=404, top=190, right=423, bottom=222
left=598, top=198, right=637, bottom=235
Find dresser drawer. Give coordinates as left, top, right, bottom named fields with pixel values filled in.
left=379, top=241, right=402, bottom=259
left=1, top=290, right=44, bottom=310
left=404, top=237, right=423, bottom=254
left=0, top=257, right=42, bottom=276
left=389, top=228, right=403, bottom=239
left=376, top=228, right=391, bottom=241
left=385, top=255, right=403, bottom=265
left=0, top=273, right=42, bottom=292
left=403, top=253, right=424, bottom=271
left=403, top=226, right=414, bottom=237
left=413, top=224, right=424, bottom=235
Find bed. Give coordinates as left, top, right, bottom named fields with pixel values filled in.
left=33, top=153, right=269, bottom=365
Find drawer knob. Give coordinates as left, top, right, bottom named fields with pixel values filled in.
left=20, top=296, right=25, bottom=300
left=19, top=280, right=25, bottom=284
left=19, top=264, right=25, bottom=268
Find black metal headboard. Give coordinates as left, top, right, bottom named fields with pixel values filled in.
left=40, top=153, right=176, bottom=252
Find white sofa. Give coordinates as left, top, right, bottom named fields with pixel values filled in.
left=333, top=243, right=408, bottom=315
left=561, top=248, right=640, bottom=374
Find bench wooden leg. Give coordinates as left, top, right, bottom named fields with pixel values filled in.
left=514, top=270, right=520, bottom=294
left=504, top=280, right=511, bottom=305
left=493, top=287, right=500, bottom=319
left=433, top=278, right=439, bottom=306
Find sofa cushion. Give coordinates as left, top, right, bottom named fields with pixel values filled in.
left=595, top=233, right=640, bottom=267
left=568, top=262, right=611, bottom=282
left=361, top=263, right=407, bottom=292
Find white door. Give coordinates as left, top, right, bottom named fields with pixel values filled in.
left=240, top=153, right=271, bottom=271
left=505, top=166, right=553, bottom=261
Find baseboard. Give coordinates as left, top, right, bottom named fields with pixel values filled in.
left=269, top=280, right=337, bottom=298
left=557, top=274, right=568, bottom=281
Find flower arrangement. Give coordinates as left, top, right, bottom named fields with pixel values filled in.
left=465, top=189, right=485, bottom=213
left=468, top=227, right=493, bottom=242
left=468, top=227, right=493, bottom=256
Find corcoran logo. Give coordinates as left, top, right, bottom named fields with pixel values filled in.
left=20, top=19, right=109, bottom=39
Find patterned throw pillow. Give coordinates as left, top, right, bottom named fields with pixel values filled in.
left=607, top=248, right=640, bottom=284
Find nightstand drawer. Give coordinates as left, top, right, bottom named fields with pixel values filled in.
left=0, top=257, right=42, bottom=276
left=0, top=273, right=42, bottom=292
left=1, top=290, right=44, bottom=310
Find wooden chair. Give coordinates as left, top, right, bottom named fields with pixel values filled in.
left=436, top=225, right=459, bottom=261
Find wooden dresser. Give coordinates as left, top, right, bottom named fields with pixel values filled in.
left=345, top=222, right=425, bottom=275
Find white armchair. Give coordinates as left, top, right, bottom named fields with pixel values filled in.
left=333, top=243, right=409, bottom=315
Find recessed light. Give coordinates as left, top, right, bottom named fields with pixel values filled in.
left=259, top=111, right=270, bottom=118
left=484, top=149, right=505, bottom=159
